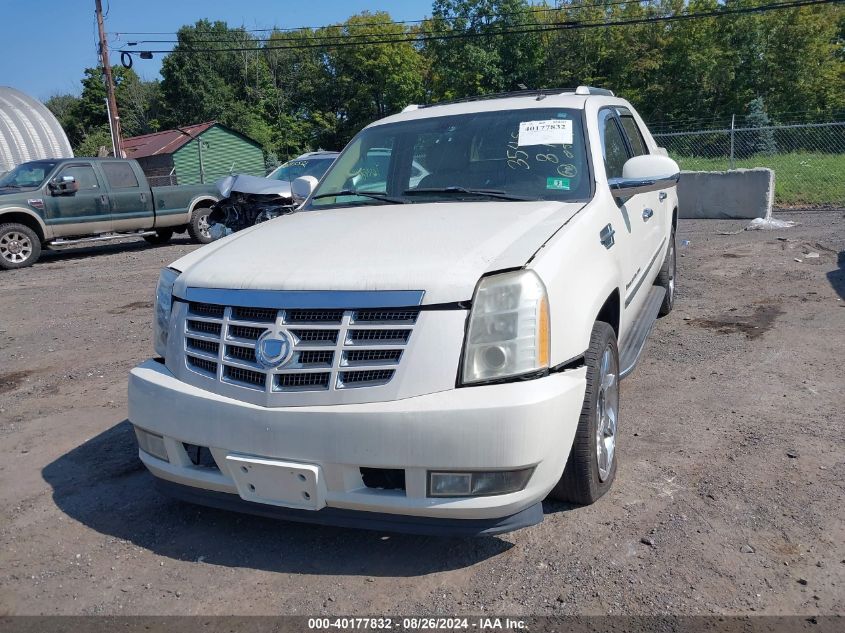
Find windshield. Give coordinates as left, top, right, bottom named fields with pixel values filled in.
left=307, top=108, right=590, bottom=209
left=269, top=157, right=335, bottom=183
left=0, top=161, right=58, bottom=189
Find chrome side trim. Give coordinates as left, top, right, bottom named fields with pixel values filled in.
left=608, top=172, right=680, bottom=198
left=624, top=237, right=666, bottom=308
left=179, top=288, right=426, bottom=309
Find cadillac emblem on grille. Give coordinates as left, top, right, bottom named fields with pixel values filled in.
left=255, top=328, right=294, bottom=369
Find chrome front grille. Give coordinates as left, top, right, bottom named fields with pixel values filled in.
left=182, top=301, right=418, bottom=394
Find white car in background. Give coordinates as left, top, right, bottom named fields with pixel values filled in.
left=129, top=87, right=679, bottom=535
left=266, top=151, right=339, bottom=186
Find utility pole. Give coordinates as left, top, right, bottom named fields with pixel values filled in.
left=95, top=0, right=122, bottom=157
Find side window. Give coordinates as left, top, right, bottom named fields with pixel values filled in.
left=602, top=115, right=630, bottom=180
left=101, top=162, right=140, bottom=188
left=620, top=115, right=649, bottom=157
left=58, top=165, right=99, bottom=190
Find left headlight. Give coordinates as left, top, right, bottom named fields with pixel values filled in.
left=461, top=269, right=550, bottom=385
left=153, top=267, right=180, bottom=358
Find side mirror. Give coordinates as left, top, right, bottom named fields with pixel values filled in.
left=608, top=155, right=680, bottom=197
left=291, top=175, right=318, bottom=205
left=49, top=175, right=79, bottom=196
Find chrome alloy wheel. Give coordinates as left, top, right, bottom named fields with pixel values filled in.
left=0, top=230, right=33, bottom=264
left=198, top=212, right=211, bottom=239
left=595, top=344, right=619, bottom=482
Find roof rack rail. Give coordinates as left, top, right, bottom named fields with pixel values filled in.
left=417, top=86, right=615, bottom=109
left=575, top=86, right=615, bottom=96
left=418, top=88, right=575, bottom=108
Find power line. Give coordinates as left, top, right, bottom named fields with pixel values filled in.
left=113, top=0, right=667, bottom=47
left=107, top=0, right=646, bottom=39
left=117, top=0, right=844, bottom=56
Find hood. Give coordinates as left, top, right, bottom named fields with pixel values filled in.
left=172, top=200, right=585, bottom=305
left=216, top=173, right=292, bottom=198
left=0, top=187, right=38, bottom=200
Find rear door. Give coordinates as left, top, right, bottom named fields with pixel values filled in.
left=44, top=162, right=111, bottom=237
left=99, top=161, right=154, bottom=232
left=617, top=107, right=666, bottom=269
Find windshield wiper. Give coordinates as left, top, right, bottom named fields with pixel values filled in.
left=311, top=189, right=407, bottom=204
left=403, top=186, right=535, bottom=201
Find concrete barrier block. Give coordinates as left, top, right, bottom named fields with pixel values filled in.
left=677, top=168, right=774, bottom=220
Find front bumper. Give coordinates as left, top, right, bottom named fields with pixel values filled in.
left=128, top=359, right=587, bottom=535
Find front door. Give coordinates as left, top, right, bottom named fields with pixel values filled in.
left=598, top=108, right=648, bottom=315
left=44, top=163, right=111, bottom=238
left=617, top=108, right=667, bottom=270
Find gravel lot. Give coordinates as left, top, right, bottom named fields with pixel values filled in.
left=1, top=209, right=843, bottom=617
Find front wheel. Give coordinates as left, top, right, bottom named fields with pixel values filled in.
left=0, top=223, right=41, bottom=270
left=548, top=321, right=619, bottom=504
left=187, top=207, right=214, bottom=244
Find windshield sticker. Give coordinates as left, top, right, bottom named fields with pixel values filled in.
left=518, top=119, right=573, bottom=146
left=547, top=177, right=571, bottom=191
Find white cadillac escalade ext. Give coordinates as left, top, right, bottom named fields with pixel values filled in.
left=128, top=87, right=680, bottom=536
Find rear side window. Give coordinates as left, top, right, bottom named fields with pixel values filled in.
left=101, top=162, right=139, bottom=188
left=620, top=115, right=649, bottom=157
left=602, top=117, right=629, bottom=179
left=58, top=165, right=99, bottom=190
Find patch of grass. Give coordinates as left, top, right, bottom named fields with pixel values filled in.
left=669, top=152, right=845, bottom=207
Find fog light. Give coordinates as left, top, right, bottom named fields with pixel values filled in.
left=428, top=468, right=534, bottom=497
left=134, top=426, right=169, bottom=462
left=430, top=472, right=472, bottom=496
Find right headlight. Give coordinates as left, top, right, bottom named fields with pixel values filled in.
left=461, top=270, right=550, bottom=385
left=153, top=267, right=180, bottom=358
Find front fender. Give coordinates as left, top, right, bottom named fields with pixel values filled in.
left=0, top=205, right=51, bottom=240
left=528, top=211, right=624, bottom=366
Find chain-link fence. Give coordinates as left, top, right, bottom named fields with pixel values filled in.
left=651, top=120, right=845, bottom=208
left=147, top=174, right=179, bottom=187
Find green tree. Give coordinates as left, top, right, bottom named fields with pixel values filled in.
left=423, top=0, right=544, bottom=99
left=741, top=97, right=777, bottom=156
left=325, top=12, right=425, bottom=145
left=46, top=65, right=162, bottom=154
left=44, top=93, right=80, bottom=132
left=160, top=20, right=279, bottom=157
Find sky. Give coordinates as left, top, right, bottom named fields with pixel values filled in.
left=1, top=0, right=435, bottom=102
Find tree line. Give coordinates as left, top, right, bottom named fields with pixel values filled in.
left=47, top=0, right=845, bottom=165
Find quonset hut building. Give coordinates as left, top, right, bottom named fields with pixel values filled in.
left=0, top=86, right=74, bottom=174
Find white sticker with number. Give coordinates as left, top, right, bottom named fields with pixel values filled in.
left=517, top=119, right=573, bottom=146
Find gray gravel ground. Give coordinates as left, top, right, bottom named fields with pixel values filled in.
left=0, top=209, right=843, bottom=616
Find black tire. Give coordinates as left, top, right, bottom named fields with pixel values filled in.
left=143, top=228, right=174, bottom=245
left=549, top=321, right=619, bottom=505
left=187, top=206, right=214, bottom=244
left=0, top=223, right=42, bottom=270
left=655, top=226, right=676, bottom=316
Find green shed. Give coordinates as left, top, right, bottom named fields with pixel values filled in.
left=123, top=121, right=265, bottom=186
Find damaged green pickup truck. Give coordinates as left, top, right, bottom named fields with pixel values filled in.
left=0, top=157, right=218, bottom=269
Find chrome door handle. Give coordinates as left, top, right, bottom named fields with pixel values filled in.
left=599, top=224, right=615, bottom=249
left=659, top=192, right=667, bottom=202
left=642, top=208, right=654, bottom=221
left=140, top=192, right=146, bottom=203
